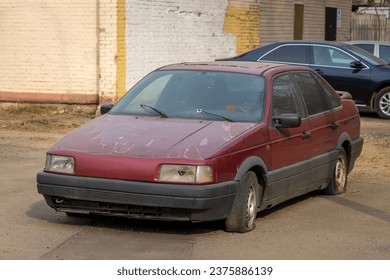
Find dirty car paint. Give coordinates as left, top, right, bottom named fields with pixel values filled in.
left=51, top=114, right=257, bottom=160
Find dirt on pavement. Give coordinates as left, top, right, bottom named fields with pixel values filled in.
left=0, top=103, right=97, bottom=134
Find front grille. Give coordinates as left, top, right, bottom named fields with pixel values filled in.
left=48, top=196, right=191, bottom=221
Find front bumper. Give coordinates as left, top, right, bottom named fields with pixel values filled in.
left=37, top=172, right=239, bottom=222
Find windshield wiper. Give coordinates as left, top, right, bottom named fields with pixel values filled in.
left=140, top=104, right=168, bottom=118
left=196, top=109, right=233, bottom=122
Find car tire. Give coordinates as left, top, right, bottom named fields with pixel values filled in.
left=375, top=87, right=390, bottom=119
left=225, top=171, right=261, bottom=233
left=323, top=148, right=348, bottom=195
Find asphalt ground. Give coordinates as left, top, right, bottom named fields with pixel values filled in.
left=0, top=109, right=389, bottom=260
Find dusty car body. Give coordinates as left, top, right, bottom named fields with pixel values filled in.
left=37, top=61, right=363, bottom=232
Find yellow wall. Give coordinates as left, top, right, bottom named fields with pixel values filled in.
left=223, top=5, right=260, bottom=55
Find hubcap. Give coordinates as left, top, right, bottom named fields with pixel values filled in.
left=246, top=184, right=256, bottom=227
left=379, top=92, right=390, bottom=117
left=335, top=155, right=347, bottom=192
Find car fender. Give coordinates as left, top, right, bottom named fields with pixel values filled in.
left=336, top=132, right=354, bottom=171
left=234, top=156, right=268, bottom=181
left=337, top=132, right=352, bottom=150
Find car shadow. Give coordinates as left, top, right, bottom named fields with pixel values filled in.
left=257, top=192, right=316, bottom=219
left=26, top=199, right=224, bottom=235
left=27, top=193, right=316, bottom=235
left=359, top=110, right=379, bottom=119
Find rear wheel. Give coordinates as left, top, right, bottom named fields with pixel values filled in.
left=225, top=171, right=261, bottom=233
left=323, top=147, right=348, bottom=195
left=375, top=87, right=390, bottom=119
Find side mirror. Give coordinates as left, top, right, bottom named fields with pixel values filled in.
left=337, top=91, right=353, bottom=100
left=273, top=113, right=301, bottom=128
left=100, top=103, right=114, bottom=115
left=350, top=60, right=364, bottom=69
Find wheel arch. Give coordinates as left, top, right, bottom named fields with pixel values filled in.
left=371, top=83, right=390, bottom=108
left=234, top=156, right=268, bottom=207
left=337, top=132, right=352, bottom=172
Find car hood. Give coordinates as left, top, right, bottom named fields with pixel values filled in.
left=51, top=114, right=257, bottom=160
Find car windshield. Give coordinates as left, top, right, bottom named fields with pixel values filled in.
left=343, top=44, right=389, bottom=65
left=110, top=70, right=266, bottom=122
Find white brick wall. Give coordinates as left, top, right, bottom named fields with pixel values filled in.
left=0, top=0, right=353, bottom=104
left=0, top=0, right=98, bottom=99
left=98, top=0, right=118, bottom=103
left=125, top=0, right=237, bottom=89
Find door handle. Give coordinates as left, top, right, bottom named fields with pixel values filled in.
left=302, top=132, right=312, bottom=140
left=315, top=69, right=324, bottom=75
left=331, top=122, right=339, bottom=129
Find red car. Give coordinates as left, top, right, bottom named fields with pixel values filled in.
left=37, top=61, right=363, bottom=233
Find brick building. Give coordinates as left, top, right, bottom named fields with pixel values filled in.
left=0, top=0, right=352, bottom=105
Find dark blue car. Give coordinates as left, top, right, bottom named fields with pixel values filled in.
left=223, top=41, right=390, bottom=119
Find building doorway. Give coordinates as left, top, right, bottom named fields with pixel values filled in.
left=325, top=7, right=337, bottom=41
left=294, top=4, right=304, bottom=40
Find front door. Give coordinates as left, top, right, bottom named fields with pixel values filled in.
left=267, top=73, right=311, bottom=201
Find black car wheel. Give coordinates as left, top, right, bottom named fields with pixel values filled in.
left=225, top=171, right=261, bottom=233
left=375, top=87, right=390, bottom=119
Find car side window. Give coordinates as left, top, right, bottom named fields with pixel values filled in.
left=355, top=44, right=375, bottom=54
left=292, top=72, right=330, bottom=116
left=261, top=45, right=309, bottom=64
left=312, top=74, right=341, bottom=109
left=313, top=46, right=355, bottom=67
left=271, top=74, right=305, bottom=117
left=379, top=45, right=390, bottom=63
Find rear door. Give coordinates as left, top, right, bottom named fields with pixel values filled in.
left=290, top=71, right=341, bottom=156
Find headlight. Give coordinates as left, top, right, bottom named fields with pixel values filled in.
left=158, top=164, right=212, bottom=183
left=45, top=154, right=75, bottom=174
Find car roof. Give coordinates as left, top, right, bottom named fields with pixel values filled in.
left=262, top=40, right=351, bottom=47
left=228, top=40, right=355, bottom=60
left=157, top=61, right=309, bottom=76
left=345, top=40, right=390, bottom=46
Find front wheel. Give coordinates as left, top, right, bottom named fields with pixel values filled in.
left=375, top=87, right=390, bottom=119
left=323, top=148, right=348, bottom=195
left=225, top=171, right=261, bottom=233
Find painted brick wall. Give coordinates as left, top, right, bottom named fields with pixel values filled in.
left=0, top=0, right=353, bottom=104
left=98, top=0, right=119, bottom=104
left=0, top=0, right=98, bottom=103
left=224, top=0, right=260, bottom=55
left=124, top=0, right=237, bottom=91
